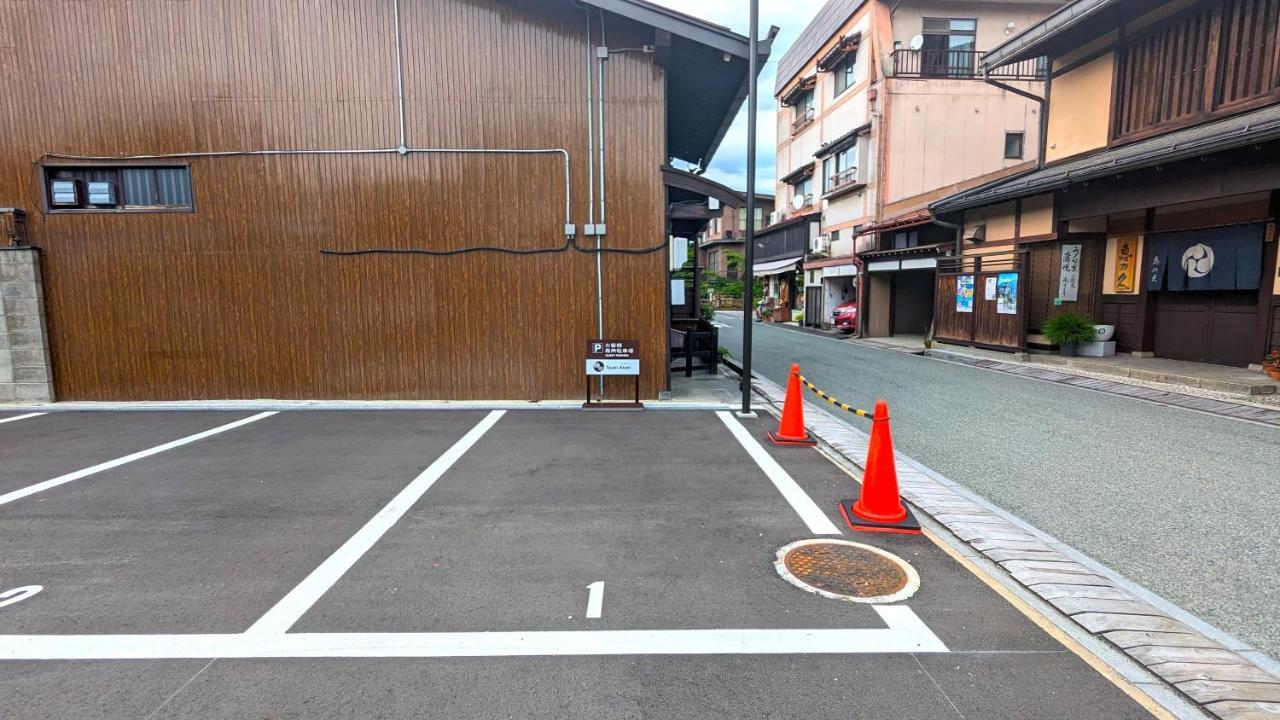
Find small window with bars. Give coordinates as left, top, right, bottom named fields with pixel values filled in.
left=44, top=165, right=194, bottom=212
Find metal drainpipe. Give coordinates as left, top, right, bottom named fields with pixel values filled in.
left=393, top=0, right=408, bottom=151
left=933, top=217, right=963, bottom=258
left=595, top=10, right=608, bottom=396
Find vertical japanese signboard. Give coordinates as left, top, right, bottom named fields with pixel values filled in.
left=1058, top=244, right=1081, bottom=302
left=1113, top=236, right=1137, bottom=293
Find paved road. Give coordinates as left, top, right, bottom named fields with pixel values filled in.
left=0, top=409, right=1150, bottom=718
left=717, top=311, right=1280, bottom=663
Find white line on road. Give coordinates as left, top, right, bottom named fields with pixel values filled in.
left=246, top=410, right=507, bottom=635
left=0, top=412, right=278, bottom=507
left=0, top=585, right=43, bottom=609
left=585, top=581, right=604, bottom=619
left=0, top=412, right=47, bottom=425
left=715, top=411, right=841, bottom=535
left=1, top=607, right=946, bottom=659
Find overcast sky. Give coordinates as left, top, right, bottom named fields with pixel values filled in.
left=650, top=0, right=828, bottom=195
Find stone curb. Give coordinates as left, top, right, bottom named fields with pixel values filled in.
left=743, top=369, right=1280, bottom=720
left=925, top=348, right=1280, bottom=427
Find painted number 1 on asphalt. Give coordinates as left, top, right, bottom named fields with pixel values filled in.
left=585, top=581, right=604, bottom=619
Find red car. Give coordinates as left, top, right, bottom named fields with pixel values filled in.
left=831, top=301, right=857, bottom=333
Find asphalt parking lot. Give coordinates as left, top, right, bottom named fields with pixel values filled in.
left=0, top=409, right=1155, bottom=718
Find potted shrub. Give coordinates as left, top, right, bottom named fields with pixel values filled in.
left=1265, top=349, right=1280, bottom=380
left=1042, top=311, right=1098, bottom=357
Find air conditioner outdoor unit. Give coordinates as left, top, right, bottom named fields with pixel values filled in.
left=769, top=210, right=783, bottom=226
left=810, top=234, right=831, bottom=255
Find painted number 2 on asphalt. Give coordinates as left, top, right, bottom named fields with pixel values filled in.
left=0, top=585, right=43, bottom=609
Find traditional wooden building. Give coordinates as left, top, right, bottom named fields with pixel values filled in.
left=930, top=0, right=1279, bottom=368
left=0, top=0, right=770, bottom=402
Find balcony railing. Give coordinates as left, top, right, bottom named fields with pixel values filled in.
left=826, top=167, right=860, bottom=194
left=891, top=49, right=1046, bottom=81
left=791, top=107, right=815, bottom=135
left=794, top=193, right=814, bottom=210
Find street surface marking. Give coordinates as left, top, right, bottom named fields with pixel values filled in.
left=0, top=412, right=279, bottom=507
left=0, top=586, right=42, bottom=609
left=0, top=413, right=46, bottom=425
left=715, top=411, right=841, bottom=535
left=586, top=581, right=604, bottom=619
left=246, top=410, right=506, bottom=635
left=1, top=607, right=947, bottom=659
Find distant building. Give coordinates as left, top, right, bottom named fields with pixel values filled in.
left=699, top=193, right=775, bottom=279
left=772, top=0, right=1063, bottom=333
left=931, top=0, right=1280, bottom=369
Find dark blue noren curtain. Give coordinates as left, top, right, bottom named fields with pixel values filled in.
left=1146, top=223, right=1264, bottom=292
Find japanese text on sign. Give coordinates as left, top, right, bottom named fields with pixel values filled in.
left=586, top=339, right=640, bottom=376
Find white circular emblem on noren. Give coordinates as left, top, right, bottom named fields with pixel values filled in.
left=1181, top=243, right=1215, bottom=278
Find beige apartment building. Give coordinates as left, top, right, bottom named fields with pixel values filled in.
left=771, top=0, right=1061, bottom=335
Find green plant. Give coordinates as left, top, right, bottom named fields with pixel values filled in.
left=717, top=346, right=732, bottom=361
left=700, top=301, right=716, bottom=322
left=1042, top=312, right=1098, bottom=345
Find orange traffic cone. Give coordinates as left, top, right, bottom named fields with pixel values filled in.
left=839, top=400, right=920, bottom=534
left=768, top=363, right=817, bottom=446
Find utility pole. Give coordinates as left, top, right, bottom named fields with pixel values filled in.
left=739, top=0, right=759, bottom=417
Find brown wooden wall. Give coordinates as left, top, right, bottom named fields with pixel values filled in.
left=933, top=270, right=1024, bottom=351
left=1100, top=295, right=1141, bottom=352
left=1113, top=0, right=1280, bottom=143
left=0, top=0, right=669, bottom=400
left=1025, top=238, right=1104, bottom=331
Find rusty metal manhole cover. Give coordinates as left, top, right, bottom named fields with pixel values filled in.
left=774, top=539, right=920, bottom=603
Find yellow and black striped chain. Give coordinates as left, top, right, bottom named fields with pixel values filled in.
left=797, top=375, right=871, bottom=418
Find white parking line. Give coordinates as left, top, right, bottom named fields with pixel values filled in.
left=246, top=409, right=506, bottom=635
left=715, top=411, right=842, bottom=535
left=0, top=412, right=46, bottom=425
left=0, top=607, right=947, bottom=659
left=0, top=412, right=278, bottom=507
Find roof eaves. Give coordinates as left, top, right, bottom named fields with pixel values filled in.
left=583, top=0, right=754, bottom=58
left=980, top=0, right=1120, bottom=70
left=701, top=26, right=778, bottom=167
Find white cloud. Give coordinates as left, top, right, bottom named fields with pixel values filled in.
left=650, top=0, right=826, bottom=194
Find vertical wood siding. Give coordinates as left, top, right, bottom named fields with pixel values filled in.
left=1113, top=0, right=1280, bottom=142
left=0, top=0, right=669, bottom=400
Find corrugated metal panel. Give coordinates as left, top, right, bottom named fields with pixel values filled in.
left=2, top=0, right=668, bottom=401
left=775, top=0, right=868, bottom=95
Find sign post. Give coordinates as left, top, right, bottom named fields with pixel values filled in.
left=584, top=339, right=643, bottom=410
left=740, top=0, right=759, bottom=418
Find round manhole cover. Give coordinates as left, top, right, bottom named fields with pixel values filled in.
left=775, top=539, right=919, bottom=603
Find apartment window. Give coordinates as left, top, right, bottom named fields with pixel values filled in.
left=922, top=18, right=977, bottom=77
left=792, top=177, right=813, bottom=208
left=833, top=56, right=856, bottom=97
left=44, top=166, right=193, bottom=212
left=892, top=230, right=920, bottom=250
left=796, top=89, right=814, bottom=114
left=823, top=145, right=859, bottom=193
left=1004, top=132, right=1024, bottom=160
left=753, top=207, right=764, bottom=230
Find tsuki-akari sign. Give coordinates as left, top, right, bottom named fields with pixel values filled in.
left=586, top=339, right=640, bottom=376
